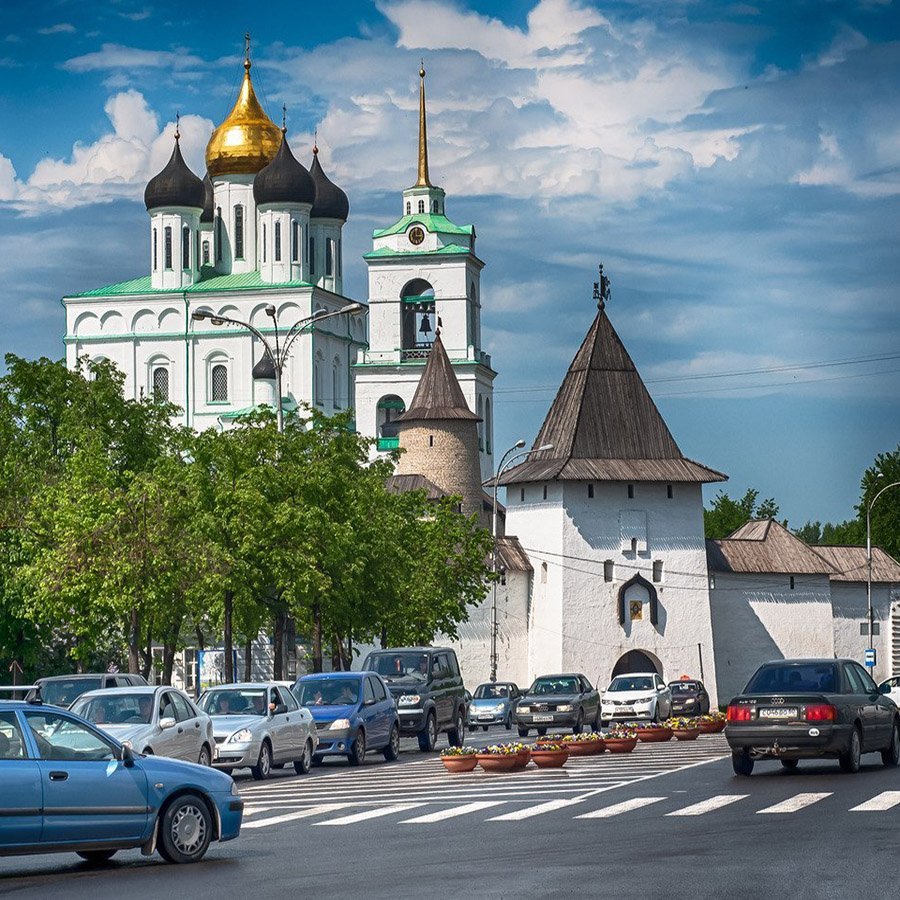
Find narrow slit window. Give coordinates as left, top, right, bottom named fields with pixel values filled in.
left=234, top=205, right=244, bottom=260
left=274, top=221, right=281, bottom=262
left=152, top=228, right=158, bottom=271
left=164, top=226, right=172, bottom=269
left=216, top=207, right=223, bottom=261
left=520, top=488, right=525, bottom=502
left=790, top=576, right=795, bottom=590
left=291, top=221, right=299, bottom=262
left=603, top=560, right=614, bottom=582
left=261, top=223, right=266, bottom=263
left=428, top=434, right=434, bottom=447
left=652, top=560, right=663, bottom=583
left=588, top=483, right=594, bottom=499
left=542, top=485, right=548, bottom=500
left=202, top=240, right=210, bottom=265
left=325, top=238, right=333, bottom=275
left=182, top=225, right=190, bottom=269
left=627, top=484, right=634, bottom=499
left=309, top=235, right=316, bottom=276
left=667, top=484, right=673, bottom=499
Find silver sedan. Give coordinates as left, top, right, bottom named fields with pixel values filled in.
left=70, top=685, right=216, bottom=765
left=198, top=682, right=318, bottom=780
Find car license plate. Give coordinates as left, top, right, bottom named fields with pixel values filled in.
left=533, top=714, right=554, bottom=723
left=759, top=707, right=798, bottom=719
left=478, top=714, right=494, bottom=721
left=618, top=707, right=635, bottom=714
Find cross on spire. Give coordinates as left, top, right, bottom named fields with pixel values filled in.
left=174, top=111, right=180, bottom=141
left=282, top=103, right=287, bottom=133
left=244, top=32, right=251, bottom=69
left=594, top=263, right=611, bottom=312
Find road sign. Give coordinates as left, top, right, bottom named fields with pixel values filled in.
left=865, top=648, right=876, bottom=668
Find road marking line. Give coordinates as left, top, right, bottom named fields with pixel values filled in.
left=850, top=791, right=900, bottom=812
left=575, top=797, right=667, bottom=819
left=757, top=793, right=831, bottom=814
left=667, top=795, right=748, bottom=817
left=315, top=803, right=426, bottom=825
left=242, top=804, right=355, bottom=828
left=487, top=798, right=584, bottom=821
left=400, top=802, right=507, bottom=823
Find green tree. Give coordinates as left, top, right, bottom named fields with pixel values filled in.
left=703, top=488, right=780, bottom=539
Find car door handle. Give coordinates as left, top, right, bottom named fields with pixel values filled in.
left=177, top=727, right=184, bottom=733
left=194, top=722, right=200, bottom=728
left=49, top=771, right=68, bottom=782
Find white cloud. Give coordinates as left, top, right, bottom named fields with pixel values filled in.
left=63, top=44, right=204, bottom=72
left=0, top=153, right=17, bottom=201
left=813, top=26, right=867, bottom=68
left=38, top=23, right=76, bottom=35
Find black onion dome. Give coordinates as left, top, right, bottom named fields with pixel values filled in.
left=252, top=351, right=276, bottom=380
left=144, top=139, right=205, bottom=211
left=200, top=173, right=214, bottom=223
left=310, top=148, right=349, bottom=221
left=253, top=133, right=315, bottom=206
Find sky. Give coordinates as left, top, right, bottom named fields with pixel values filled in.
left=0, top=0, right=898, bottom=528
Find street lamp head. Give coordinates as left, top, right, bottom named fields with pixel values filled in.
left=191, top=310, right=210, bottom=322
left=340, top=302, right=366, bottom=316
left=514, top=439, right=526, bottom=449
left=265, top=304, right=276, bottom=318
left=210, top=316, right=225, bottom=326
left=536, top=443, right=554, bottom=452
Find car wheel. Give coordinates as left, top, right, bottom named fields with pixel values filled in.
left=882, top=721, right=900, bottom=767
left=572, top=711, right=584, bottom=735
left=250, top=741, right=272, bottom=781
left=517, top=727, right=529, bottom=738
left=348, top=730, right=366, bottom=766
left=77, top=850, right=117, bottom=863
left=482, top=725, right=489, bottom=732
left=197, top=744, right=212, bottom=767
left=448, top=709, right=465, bottom=747
left=383, top=724, right=401, bottom=762
left=157, top=794, right=212, bottom=864
left=294, top=740, right=313, bottom=775
left=505, top=715, right=513, bottom=731
left=417, top=713, right=437, bottom=752
left=780, top=759, right=799, bottom=770
left=839, top=728, right=862, bottom=773
left=731, top=750, right=754, bottom=777
left=536, top=727, right=547, bottom=737
left=311, top=755, right=324, bottom=767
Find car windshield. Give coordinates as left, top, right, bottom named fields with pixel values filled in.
left=296, top=679, right=361, bottom=707
left=608, top=676, right=654, bottom=692
left=670, top=682, right=700, bottom=694
left=199, top=688, right=269, bottom=717
left=71, top=693, right=155, bottom=725
left=365, top=653, right=430, bottom=680
left=529, top=677, right=578, bottom=695
left=744, top=664, right=837, bottom=694
left=474, top=684, right=509, bottom=699
left=41, top=678, right=103, bottom=707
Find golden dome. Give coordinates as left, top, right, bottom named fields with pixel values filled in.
left=205, top=59, right=282, bottom=177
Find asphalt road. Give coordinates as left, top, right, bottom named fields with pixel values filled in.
left=3, top=728, right=900, bottom=899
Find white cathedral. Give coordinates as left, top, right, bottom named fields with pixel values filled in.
left=62, top=49, right=900, bottom=704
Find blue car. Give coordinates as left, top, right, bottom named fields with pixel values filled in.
left=468, top=681, right=522, bottom=732
left=0, top=696, right=243, bottom=864
left=294, top=672, right=400, bottom=765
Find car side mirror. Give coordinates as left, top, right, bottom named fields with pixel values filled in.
left=879, top=683, right=891, bottom=695
left=364, top=698, right=376, bottom=707
left=658, top=685, right=666, bottom=692
left=159, top=716, right=176, bottom=729
left=120, top=743, right=135, bottom=768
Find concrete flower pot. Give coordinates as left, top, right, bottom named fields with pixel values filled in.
left=672, top=728, right=700, bottom=741
left=604, top=737, right=637, bottom=754
left=476, top=754, right=519, bottom=772
left=441, top=755, right=478, bottom=773
left=637, top=727, right=672, bottom=743
left=530, top=749, right=569, bottom=768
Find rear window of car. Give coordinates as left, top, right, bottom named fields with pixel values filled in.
left=530, top=677, right=579, bottom=695
left=744, top=664, right=837, bottom=694
left=670, top=682, right=701, bottom=694
left=40, top=678, right=103, bottom=707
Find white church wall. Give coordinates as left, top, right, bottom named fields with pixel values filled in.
left=710, top=571, right=835, bottom=703
left=213, top=175, right=257, bottom=274
left=557, top=481, right=719, bottom=702
left=830, top=581, right=897, bottom=682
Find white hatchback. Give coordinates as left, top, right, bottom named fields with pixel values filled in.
left=600, top=672, right=673, bottom=726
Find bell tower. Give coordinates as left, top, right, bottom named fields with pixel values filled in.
left=353, top=66, right=496, bottom=482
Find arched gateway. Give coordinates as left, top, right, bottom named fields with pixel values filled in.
left=611, top=649, right=662, bottom=678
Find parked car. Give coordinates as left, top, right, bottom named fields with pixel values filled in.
left=600, top=673, right=673, bottom=726
left=878, top=675, right=900, bottom=708
left=294, top=672, right=400, bottom=766
left=71, top=686, right=215, bottom=766
left=0, top=696, right=242, bottom=863
left=516, top=673, right=600, bottom=736
left=361, top=647, right=467, bottom=751
left=668, top=679, right=710, bottom=716
left=198, top=682, right=317, bottom=780
left=27, top=673, right=147, bottom=708
left=725, top=657, right=900, bottom=776
left=468, top=682, right=522, bottom=731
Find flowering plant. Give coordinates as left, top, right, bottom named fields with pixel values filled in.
left=532, top=741, right=568, bottom=752
left=553, top=732, right=603, bottom=743
left=440, top=746, right=477, bottom=757
left=627, top=721, right=672, bottom=731
left=477, top=743, right=520, bottom=755
left=665, top=717, right=700, bottom=730
left=607, top=727, right=637, bottom=740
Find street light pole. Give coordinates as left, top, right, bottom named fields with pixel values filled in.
left=192, top=303, right=364, bottom=432
left=866, top=477, right=900, bottom=665
left=489, top=441, right=553, bottom=682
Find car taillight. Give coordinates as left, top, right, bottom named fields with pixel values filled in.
left=804, top=704, right=836, bottom=722
left=726, top=705, right=752, bottom=722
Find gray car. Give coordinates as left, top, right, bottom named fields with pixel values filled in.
left=70, top=685, right=215, bottom=766
left=199, top=682, right=318, bottom=780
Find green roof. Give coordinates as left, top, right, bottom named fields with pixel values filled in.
left=373, top=213, right=473, bottom=239
left=363, top=244, right=473, bottom=260
left=70, top=267, right=314, bottom=299
left=218, top=397, right=299, bottom=421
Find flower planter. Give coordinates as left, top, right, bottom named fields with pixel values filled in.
left=637, top=727, right=672, bottom=743
left=512, top=748, right=531, bottom=769
left=476, top=754, right=519, bottom=772
left=672, top=728, right=700, bottom=741
left=697, top=721, right=719, bottom=734
left=604, top=737, right=637, bottom=754
left=530, top=749, right=569, bottom=768
left=441, top=755, right=478, bottom=773
left=566, top=740, right=604, bottom=756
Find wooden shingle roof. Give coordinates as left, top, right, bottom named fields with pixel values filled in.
left=396, top=332, right=480, bottom=424
left=499, top=307, right=726, bottom=485
left=814, top=545, right=900, bottom=583
left=706, top=519, right=834, bottom=575
left=495, top=536, right=533, bottom=573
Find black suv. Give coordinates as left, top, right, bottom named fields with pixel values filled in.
left=362, top=647, right=467, bottom=751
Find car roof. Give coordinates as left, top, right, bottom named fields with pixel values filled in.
left=36, top=673, right=117, bottom=682
left=75, top=685, right=167, bottom=698
left=297, top=671, right=366, bottom=681
left=199, top=682, right=282, bottom=691
left=760, top=658, right=842, bottom=666
left=610, top=672, right=658, bottom=678
left=366, top=647, right=450, bottom=655
left=533, top=673, right=585, bottom=679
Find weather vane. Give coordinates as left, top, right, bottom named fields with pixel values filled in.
left=594, top=263, right=611, bottom=311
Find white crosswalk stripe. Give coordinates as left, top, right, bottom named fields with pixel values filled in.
left=757, top=793, right=831, bottom=814
left=666, top=794, right=748, bottom=817
left=850, top=791, right=900, bottom=812
left=314, top=803, right=426, bottom=826
left=400, top=801, right=507, bottom=823
left=487, top=798, right=586, bottom=821
left=575, top=796, right=667, bottom=819
left=242, top=804, right=355, bottom=829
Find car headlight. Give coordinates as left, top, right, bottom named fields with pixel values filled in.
left=557, top=704, right=573, bottom=713
left=684, top=698, right=696, bottom=705
left=398, top=695, right=421, bottom=706
left=636, top=696, right=656, bottom=705
left=329, top=718, right=351, bottom=730
left=228, top=729, right=253, bottom=743
left=517, top=706, right=530, bottom=714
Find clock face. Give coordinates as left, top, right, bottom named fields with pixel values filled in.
left=408, top=226, right=425, bottom=246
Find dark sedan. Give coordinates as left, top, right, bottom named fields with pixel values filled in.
left=668, top=679, right=711, bottom=716
left=725, top=658, right=900, bottom=776
left=515, top=673, right=600, bottom=736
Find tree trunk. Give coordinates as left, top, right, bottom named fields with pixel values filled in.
left=223, top=589, right=234, bottom=683
left=194, top=626, right=205, bottom=698
left=162, top=642, right=176, bottom=685
left=380, top=626, right=388, bottom=650
left=273, top=612, right=285, bottom=681
left=128, top=608, right=141, bottom=674
left=312, top=601, right=323, bottom=673
left=244, top=638, right=252, bottom=681
left=140, top=620, right=153, bottom=681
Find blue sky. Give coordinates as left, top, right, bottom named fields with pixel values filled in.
left=1, top=0, right=898, bottom=527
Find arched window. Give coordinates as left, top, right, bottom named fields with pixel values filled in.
left=376, top=396, right=405, bottom=446
left=152, top=365, right=169, bottom=401
left=274, top=221, right=281, bottom=262
left=314, top=351, right=324, bottom=406
left=325, top=239, right=334, bottom=276
left=332, top=356, right=341, bottom=408
left=308, top=235, right=316, bottom=276
left=291, top=221, right=299, bottom=262
left=234, top=204, right=244, bottom=260
left=182, top=226, right=190, bottom=269
left=405, top=201, right=411, bottom=215
left=484, top=397, right=492, bottom=454
left=164, top=226, right=172, bottom=269
left=216, top=207, right=223, bottom=261
left=211, top=363, right=228, bottom=402
left=152, top=228, right=158, bottom=271
left=477, top=396, right=484, bottom=451
left=261, top=222, right=267, bottom=263
left=417, top=200, right=425, bottom=214
left=400, top=279, right=435, bottom=351
left=202, top=240, right=210, bottom=265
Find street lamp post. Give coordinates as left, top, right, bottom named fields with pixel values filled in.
left=489, top=441, right=553, bottom=682
left=192, top=302, right=364, bottom=432
left=866, top=476, right=900, bottom=666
